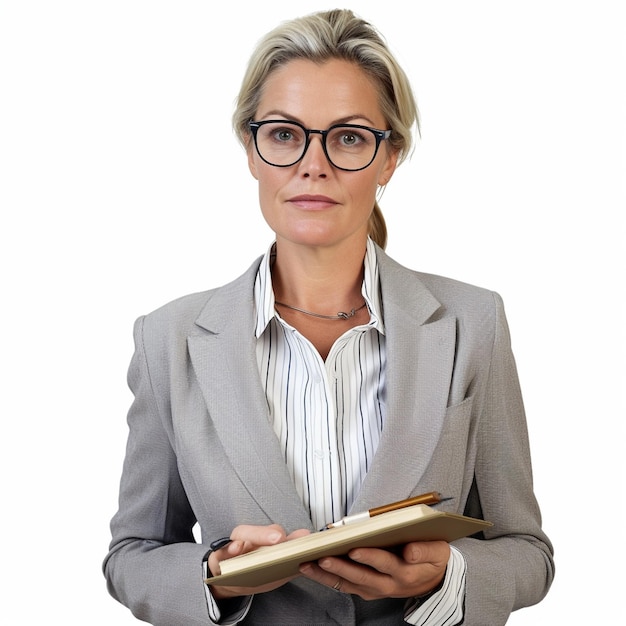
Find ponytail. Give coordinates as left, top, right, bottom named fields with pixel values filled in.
left=368, top=202, right=388, bottom=249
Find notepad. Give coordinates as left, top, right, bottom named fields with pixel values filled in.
left=206, top=504, right=492, bottom=587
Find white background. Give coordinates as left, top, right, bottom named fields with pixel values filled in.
left=1, top=1, right=624, bottom=624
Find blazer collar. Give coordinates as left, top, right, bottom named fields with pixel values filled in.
left=189, top=247, right=456, bottom=526
left=193, top=257, right=261, bottom=335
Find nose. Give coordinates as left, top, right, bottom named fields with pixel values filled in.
left=299, top=132, right=329, bottom=178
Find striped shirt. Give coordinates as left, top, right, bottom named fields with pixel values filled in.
left=254, top=238, right=386, bottom=531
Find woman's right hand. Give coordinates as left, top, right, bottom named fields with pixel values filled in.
left=208, top=523, right=311, bottom=599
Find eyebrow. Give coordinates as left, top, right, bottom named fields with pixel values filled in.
left=258, top=109, right=379, bottom=128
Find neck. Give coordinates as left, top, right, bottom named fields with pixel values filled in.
left=271, top=239, right=367, bottom=314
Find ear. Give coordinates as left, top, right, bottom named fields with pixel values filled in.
left=378, top=147, right=399, bottom=187
left=246, top=135, right=259, bottom=180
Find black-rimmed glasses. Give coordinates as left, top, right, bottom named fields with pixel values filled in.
left=248, top=120, right=392, bottom=171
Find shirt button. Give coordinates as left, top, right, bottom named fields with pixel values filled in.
left=314, top=449, right=326, bottom=460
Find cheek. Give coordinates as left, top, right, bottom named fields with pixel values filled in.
left=256, top=168, right=287, bottom=214
left=257, top=169, right=279, bottom=194
left=349, top=173, right=380, bottom=205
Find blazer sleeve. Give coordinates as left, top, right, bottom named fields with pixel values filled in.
left=103, top=315, right=214, bottom=626
left=454, top=292, right=555, bottom=624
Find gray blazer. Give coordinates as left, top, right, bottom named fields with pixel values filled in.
left=104, top=245, right=554, bottom=625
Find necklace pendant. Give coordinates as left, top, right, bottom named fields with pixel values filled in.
left=337, top=308, right=356, bottom=320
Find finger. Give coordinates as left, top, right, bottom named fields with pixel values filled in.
left=211, top=570, right=301, bottom=600
left=402, top=540, right=450, bottom=566
left=299, top=561, right=352, bottom=593
left=208, top=539, right=246, bottom=576
left=229, top=523, right=287, bottom=551
left=347, top=547, right=402, bottom=575
left=208, top=524, right=288, bottom=578
left=286, top=528, right=312, bottom=540
left=312, top=557, right=397, bottom=600
left=322, top=548, right=445, bottom=600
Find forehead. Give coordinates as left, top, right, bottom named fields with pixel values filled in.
left=256, top=58, right=384, bottom=126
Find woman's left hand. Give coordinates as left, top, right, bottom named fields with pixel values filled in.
left=299, top=540, right=449, bottom=600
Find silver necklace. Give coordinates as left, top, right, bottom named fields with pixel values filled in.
left=274, top=300, right=368, bottom=320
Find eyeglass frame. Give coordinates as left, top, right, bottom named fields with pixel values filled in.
left=248, top=119, right=392, bottom=172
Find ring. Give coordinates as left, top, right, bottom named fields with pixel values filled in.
left=332, top=579, right=343, bottom=591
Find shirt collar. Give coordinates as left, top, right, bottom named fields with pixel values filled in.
left=254, top=238, right=384, bottom=338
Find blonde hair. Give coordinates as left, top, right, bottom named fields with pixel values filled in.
left=233, top=9, right=419, bottom=249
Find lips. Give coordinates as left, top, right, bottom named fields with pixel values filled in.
left=287, top=194, right=339, bottom=209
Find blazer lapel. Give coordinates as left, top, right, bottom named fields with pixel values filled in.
left=351, top=250, right=457, bottom=512
left=187, top=261, right=314, bottom=531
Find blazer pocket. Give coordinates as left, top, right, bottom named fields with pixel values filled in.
left=423, top=396, right=474, bottom=492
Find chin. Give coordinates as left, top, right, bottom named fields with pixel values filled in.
left=284, top=234, right=337, bottom=248
left=273, top=222, right=336, bottom=245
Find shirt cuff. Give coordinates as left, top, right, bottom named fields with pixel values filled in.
left=202, top=558, right=253, bottom=624
left=403, top=545, right=466, bottom=626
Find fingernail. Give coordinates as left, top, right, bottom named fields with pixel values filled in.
left=268, top=532, right=282, bottom=543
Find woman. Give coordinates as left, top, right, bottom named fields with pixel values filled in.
left=104, top=9, right=554, bottom=625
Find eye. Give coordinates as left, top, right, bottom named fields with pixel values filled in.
left=339, top=132, right=361, bottom=146
left=329, top=126, right=373, bottom=151
left=264, top=123, right=304, bottom=145
left=275, top=128, right=294, bottom=142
